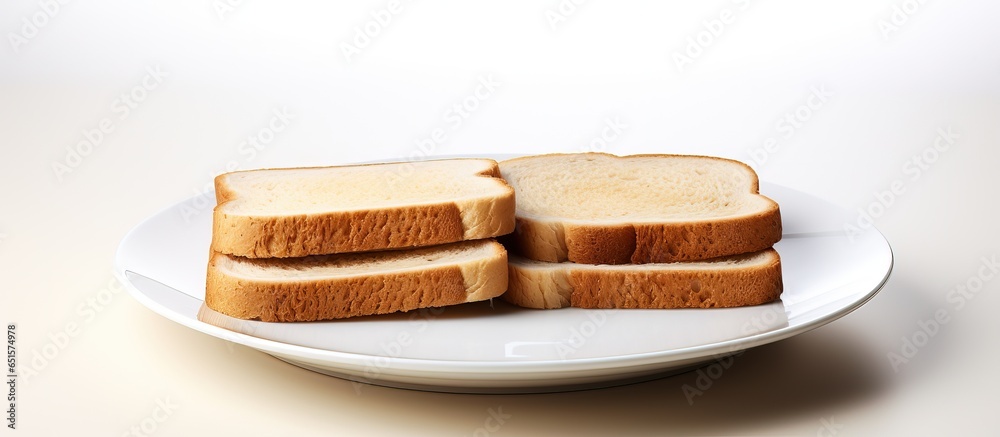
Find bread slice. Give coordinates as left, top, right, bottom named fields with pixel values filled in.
left=504, top=249, right=782, bottom=309
left=499, top=153, right=781, bottom=264
left=206, top=240, right=508, bottom=322
left=212, top=159, right=515, bottom=258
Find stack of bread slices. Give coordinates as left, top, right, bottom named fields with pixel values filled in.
left=205, top=153, right=783, bottom=322
left=206, top=159, right=516, bottom=322
left=499, top=153, right=783, bottom=310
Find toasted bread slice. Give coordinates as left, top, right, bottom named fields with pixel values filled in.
left=504, top=249, right=782, bottom=309
left=211, top=159, right=515, bottom=258
left=206, top=240, right=508, bottom=322
left=499, top=153, right=781, bottom=264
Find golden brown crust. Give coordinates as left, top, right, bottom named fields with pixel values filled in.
left=503, top=261, right=570, bottom=309
left=211, top=159, right=515, bottom=258
left=629, top=206, right=781, bottom=263
left=205, top=242, right=509, bottom=322
left=565, top=223, right=637, bottom=266
left=570, top=254, right=782, bottom=309
left=511, top=208, right=781, bottom=264
left=503, top=249, right=783, bottom=309
left=502, top=153, right=782, bottom=264
left=212, top=203, right=467, bottom=258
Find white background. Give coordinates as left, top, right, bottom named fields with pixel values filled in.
left=2, top=0, right=999, bottom=435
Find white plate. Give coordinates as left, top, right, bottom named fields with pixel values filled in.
left=114, top=156, right=892, bottom=393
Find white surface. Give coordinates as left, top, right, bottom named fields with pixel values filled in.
left=2, top=0, right=998, bottom=435
left=114, top=179, right=890, bottom=392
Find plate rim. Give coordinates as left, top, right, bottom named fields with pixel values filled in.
left=119, top=260, right=891, bottom=376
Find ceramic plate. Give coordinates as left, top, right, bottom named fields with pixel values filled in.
left=115, top=156, right=892, bottom=393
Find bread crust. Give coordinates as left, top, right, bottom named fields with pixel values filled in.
left=212, top=159, right=515, bottom=258
left=212, top=204, right=467, bottom=259
left=502, top=153, right=782, bottom=264
left=206, top=241, right=509, bottom=322
left=503, top=249, right=783, bottom=309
